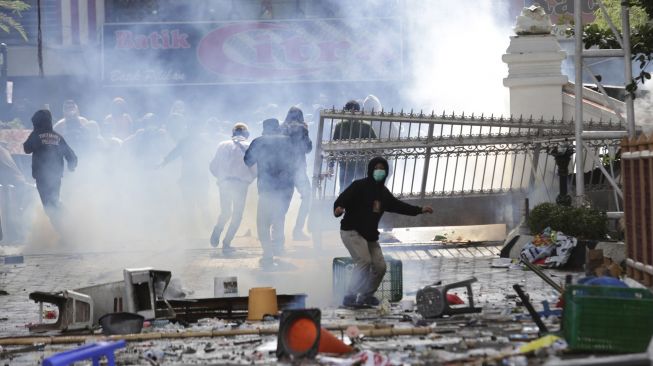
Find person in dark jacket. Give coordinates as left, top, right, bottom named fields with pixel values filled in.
left=281, top=106, right=313, bottom=241
left=23, top=109, right=78, bottom=223
left=244, top=118, right=296, bottom=266
left=334, top=156, right=433, bottom=307
left=331, top=100, right=377, bottom=192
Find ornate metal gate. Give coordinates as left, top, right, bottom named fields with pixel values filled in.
left=309, top=108, right=625, bottom=233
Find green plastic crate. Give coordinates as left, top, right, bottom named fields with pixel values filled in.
left=332, top=257, right=402, bottom=304
left=563, top=285, right=653, bottom=353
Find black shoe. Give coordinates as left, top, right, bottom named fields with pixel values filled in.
left=342, top=294, right=358, bottom=307
left=259, top=257, right=275, bottom=267
left=342, top=294, right=372, bottom=309
left=210, top=226, right=221, bottom=247
left=363, top=295, right=380, bottom=306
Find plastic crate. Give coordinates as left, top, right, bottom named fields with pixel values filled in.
left=332, top=257, right=402, bottom=304
left=563, top=284, right=653, bottom=353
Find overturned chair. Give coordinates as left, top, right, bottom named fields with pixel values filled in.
left=28, top=290, right=94, bottom=332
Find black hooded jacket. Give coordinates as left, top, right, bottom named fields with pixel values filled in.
left=23, top=110, right=78, bottom=181
left=281, top=106, right=312, bottom=167
left=334, top=157, right=422, bottom=241
left=244, top=124, right=296, bottom=193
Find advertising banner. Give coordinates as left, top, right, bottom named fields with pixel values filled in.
left=102, top=18, right=403, bottom=86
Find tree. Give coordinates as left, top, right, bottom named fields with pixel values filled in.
left=0, top=0, right=30, bottom=42
left=579, top=0, right=653, bottom=94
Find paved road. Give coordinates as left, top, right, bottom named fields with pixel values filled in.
left=0, top=237, right=563, bottom=339
left=0, top=233, right=579, bottom=365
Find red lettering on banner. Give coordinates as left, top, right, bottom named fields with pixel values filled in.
left=254, top=34, right=274, bottom=64
left=150, top=32, right=162, bottom=49
left=134, top=35, right=148, bottom=49
left=115, top=30, right=133, bottom=48
left=114, top=29, right=191, bottom=49
left=161, top=30, right=170, bottom=49
left=197, top=22, right=323, bottom=78
left=171, top=30, right=191, bottom=49
left=317, top=41, right=350, bottom=63
left=280, top=36, right=312, bottom=63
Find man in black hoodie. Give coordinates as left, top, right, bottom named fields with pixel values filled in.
left=334, top=156, right=433, bottom=307
left=23, top=109, right=78, bottom=222
left=244, top=118, right=296, bottom=266
left=281, top=106, right=312, bottom=241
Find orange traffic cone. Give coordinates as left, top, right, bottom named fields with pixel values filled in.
left=286, top=318, right=319, bottom=354
left=317, top=327, right=353, bottom=354
left=283, top=318, right=353, bottom=356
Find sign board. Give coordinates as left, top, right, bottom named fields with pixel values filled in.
left=102, top=18, right=403, bottom=86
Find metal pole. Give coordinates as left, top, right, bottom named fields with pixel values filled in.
left=312, top=112, right=326, bottom=200
left=419, top=122, right=434, bottom=199
left=574, top=0, right=585, bottom=203
left=622, top=4, right=636, bottom=137
left=0, top=43, right=7, bottom=117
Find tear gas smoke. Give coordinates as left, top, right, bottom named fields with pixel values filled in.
left=14, top=0, right=517, bottom=307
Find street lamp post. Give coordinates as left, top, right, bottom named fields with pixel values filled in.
left=0, top=43, right=7, bottom=118
left=548, top=140, right=575, bottom=206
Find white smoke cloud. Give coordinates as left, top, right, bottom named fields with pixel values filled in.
left=401, top=0, right=512, bottom=115
left=635, top=86, right=653, bottom=135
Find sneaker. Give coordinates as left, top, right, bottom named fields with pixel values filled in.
left=342, top=294, right=358, bottom=307
left=222, top=244, right=236, bottom=254
left=259, top=257, right=275, bottom=267
left=363, top=295, right=380, bottom=306
left=292, top=230, right=310, bottom=241
left=210, top=226, right=221, bottom=247
left=342, top=294, right=371, bottom=309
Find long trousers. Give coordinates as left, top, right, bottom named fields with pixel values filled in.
left=340, top=229, right=387, bottom=297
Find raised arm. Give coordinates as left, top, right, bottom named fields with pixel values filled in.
left=383, top=189, right=423, bottom=216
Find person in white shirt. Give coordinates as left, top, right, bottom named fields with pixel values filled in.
left=209, top=123, right=256, bottom=252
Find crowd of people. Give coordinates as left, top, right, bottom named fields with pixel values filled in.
left=20, top=94, right=433, bottom=306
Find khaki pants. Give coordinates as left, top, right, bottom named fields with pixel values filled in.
left=340, top=230, right=387, bottom=297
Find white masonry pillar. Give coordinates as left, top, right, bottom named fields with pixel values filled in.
left=502, top=6, right=568, bottom=120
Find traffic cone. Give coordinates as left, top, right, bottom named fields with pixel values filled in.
left=277, top=309, right=353, bottom=360
left=285, top=320, right=353, bottom=354
left=277, top=309, right=322, bottom=359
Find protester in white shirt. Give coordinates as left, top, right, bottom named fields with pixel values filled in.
left=209, top=123, right=256, bottom=252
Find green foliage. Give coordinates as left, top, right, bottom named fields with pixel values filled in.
left=528, top=203, right=608, bottom=239
left=593, top=0, right=649, bottom=30
left=0, top=0, right=30, bottom=41
left=567, top=0, right=653, bottom=95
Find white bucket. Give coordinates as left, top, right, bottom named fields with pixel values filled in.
left=214, top=276, right=238, bottom=297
